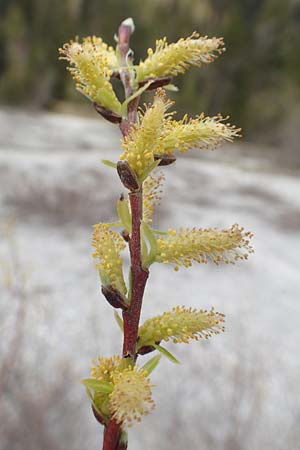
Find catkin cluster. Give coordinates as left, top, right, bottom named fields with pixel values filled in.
left=91, top=356, right=154, bottom=428
left=60, top=19, right=254, bottom=433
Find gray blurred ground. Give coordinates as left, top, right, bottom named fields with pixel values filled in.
left=0, top=108, right=300, bottom=450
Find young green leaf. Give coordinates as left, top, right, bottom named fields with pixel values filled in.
left=81, top=378, right=114, bottom=393
left=142, top=354, right=162, bottom=374
left=117, top=196, right=132, bottom=231
left=101, top=159, right=118, bottom=169
left=139, top=159, right=161, bottom=183
left=121, top=81, right=152, bottom=115
left=141, top=221, right=158, bottom=267
left=153, top=344, right=180, bottom=364
left=152, top=228, right=168, bottom=235
left=114, top=311, right=124, bottom=332
left=85, top=387, right=108, bottom=420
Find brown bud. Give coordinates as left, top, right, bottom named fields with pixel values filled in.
left=94, top=102, right=122, bottom=124
left=137, top=341, right=161, bottom=355
left=154, top=154, right=176, bottom=166
left=139, top=76, right=172, bottom=91
left=111, top=71, right=121, bottom=79
left=117, top=160, right=140, bottom=191
left=121, top=229, right=130, bottom=242
left=118, top=19, right=134, bottom=45
left=137, top=345, right=156, bottom=355
left=101, top=285, right=128, bottom=310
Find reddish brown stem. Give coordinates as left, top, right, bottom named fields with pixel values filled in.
left=122, top=192, right=149, bottom=358
left=101, top=20, right=148, bottom=450
left=102, top=419, right=122, bottom=450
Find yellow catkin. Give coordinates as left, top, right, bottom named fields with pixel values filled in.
left=119, top=90, right=173, bottom=178
left=109, top=366, right=155, bottom=427
left=90, top=354, right=123, bottom=416
left=159, top=114, right=241, bottom=154
left=136, top=32, right=224, bottom=81
left=156, top=224, right=254, bottom=268
left=90, top=356, right=154, bottom=427
left=59, top=37, right=122, bottom=113
left=143, top=171, right=165, bottom=223
left=138, top=306, right=225, bottom=347
left=92, top=223, right=127, bottom=295
left=120, top=89, right=240, bottom=175
left=91, top=355, right=122, bottom=382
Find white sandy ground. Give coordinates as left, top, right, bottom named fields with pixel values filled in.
left=0, top=109, right=300, bottom=450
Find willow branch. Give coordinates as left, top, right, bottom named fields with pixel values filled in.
left=102, top=19, right=148, bottom=450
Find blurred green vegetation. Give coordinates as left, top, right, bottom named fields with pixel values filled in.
left=0, top=0, right=299, bottom=143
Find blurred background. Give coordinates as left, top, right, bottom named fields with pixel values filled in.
left=0, top=1, right=300, bottom=450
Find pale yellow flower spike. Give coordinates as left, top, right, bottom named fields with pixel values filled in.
left=159, top=114, right=241, bottom=155
left=143, top=171, right=165, bottom=223
left=77, top=36, right=119, bottom=69
left=90, top=355, right=123, bottom=414
left=119, top=89, right=173, bottom=178
left=59, top=37, right=122, bottom=114
left=138, top=306, right=225, bottom=348
left=136, top=32, right=225, bottom=82
left=156, top=224, right=254, bottom=268
left=109, top=366, right=155, bottom=427
left=92, top=223, right=127, bottom=295
left=90, top=356, right=154, bottom=426
left=91, top=355, right=122, bottom=383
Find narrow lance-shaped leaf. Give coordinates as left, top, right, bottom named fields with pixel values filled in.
left=114, top=311, right=124, bottom=332
left=85, top=386, right=108, bottom=423
left=101, top=159, right=117, bottom=169
left=117, top=195, right=132, bottom=232
left=153, top=344, right=180, bottom=364
left=141, top=221, right=158, bottom=268
left=142, top=354, right=162, bottom=374
left=81, top=378, right=114, bottom=393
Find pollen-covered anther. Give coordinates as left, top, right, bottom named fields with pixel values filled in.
left=138, top=306, right=225, bottom=348
left=155, top=224, right=253, bottom=268
left=59, top=36, right=122, bottom=114
left=92, top=223, right=127, bottom=295
left=119, top=89, right=174, bottom=178
left=136, top=32, right=225, bottom=82
left=109, top=367, right=155, bottom=427
left=143, top=171, right=165, bottom=223
left=91, top=355, right=122, bottom=382
left=90, top=354, right=123, bottom=417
